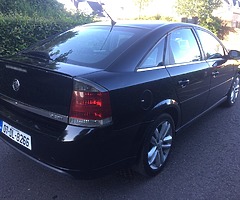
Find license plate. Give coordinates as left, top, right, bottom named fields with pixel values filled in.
left=0, top=120, right=32, bottom=150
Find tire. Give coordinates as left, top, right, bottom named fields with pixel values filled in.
left=136, top=113, right=175, bottom=177
left=225, top=74, right=240, bottom=107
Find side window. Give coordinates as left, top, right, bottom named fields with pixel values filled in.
left=168, top=28, right=201, bottom=64
left=140, top=38, right=165, bottom=69
left=197, top=29, right=225, bottom=59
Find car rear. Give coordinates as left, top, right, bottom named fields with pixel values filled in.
left=0, top=23, right=153, bottom=178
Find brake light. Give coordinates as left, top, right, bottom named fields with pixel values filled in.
left=69, top=80, right=112, bottom=127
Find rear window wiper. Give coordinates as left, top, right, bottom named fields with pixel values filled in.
left=21, top=51, right=51, bottom=60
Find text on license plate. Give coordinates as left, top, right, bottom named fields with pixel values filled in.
left=0, top=120, right=32, bottom=150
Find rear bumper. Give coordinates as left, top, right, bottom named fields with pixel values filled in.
left=0, top=112, right=148, bottom=179
left=0, top=135, right=136, bottom=179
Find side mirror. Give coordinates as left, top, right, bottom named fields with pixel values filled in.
left=228, top=50, right=240, bottom=59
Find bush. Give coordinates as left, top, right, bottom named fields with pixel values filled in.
left=137, top=14, right=176, bottom=22
left=0, top=0, right=94, bottom=56
left=0, top=13, right=93, bottom=56
left=0, top=0, right=66, bottom=19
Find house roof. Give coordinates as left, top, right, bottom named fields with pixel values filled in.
left=87, top=1, right=105, bottom=17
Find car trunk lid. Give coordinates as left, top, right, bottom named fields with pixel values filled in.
left=0, top=56, right=101, bottom=121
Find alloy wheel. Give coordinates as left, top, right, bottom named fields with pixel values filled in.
left=230, top=76, right=240, bottom=104
left=148, top=120, right=173, bottom=170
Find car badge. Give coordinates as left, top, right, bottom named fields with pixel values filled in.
left=12, top=79, right=20, bottom=92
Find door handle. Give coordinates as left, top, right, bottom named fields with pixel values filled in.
left=178, top=79, right=190, bottom=88
left=212, top=71, right=219, bottom=77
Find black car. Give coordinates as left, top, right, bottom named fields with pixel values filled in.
left=0, top=21, right=240, bottom=179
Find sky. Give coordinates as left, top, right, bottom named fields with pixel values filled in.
left=57, top=0, right=177, bottom=19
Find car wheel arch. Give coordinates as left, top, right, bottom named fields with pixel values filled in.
left=149, top=99, right=181, bottom=129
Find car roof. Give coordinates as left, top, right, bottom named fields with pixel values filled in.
left=84, top=20, right=199, bottom=31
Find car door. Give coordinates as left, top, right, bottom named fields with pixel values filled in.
left=165, top=28, right=210, bottom=125
left=196, top=29, right=235, bottom=108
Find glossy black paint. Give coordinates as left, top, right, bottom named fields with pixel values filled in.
left=0, top=21, right=239, bottom=179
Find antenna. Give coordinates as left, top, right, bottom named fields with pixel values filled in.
left=99, top=1, right=116, bottom=27
left=98, top=1, right=116, bottom=50
left=103, top=8, right=116, bottom=27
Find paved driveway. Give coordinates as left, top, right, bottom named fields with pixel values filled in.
left=0, top=100, right=240, bottom=200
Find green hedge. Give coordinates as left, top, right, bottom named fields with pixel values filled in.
left=137, top=14, right=176, bottom=22
left=0, top=13, right=93, bottom=56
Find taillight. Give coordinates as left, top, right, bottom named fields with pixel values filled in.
left=69, top=79, right=112, bottom=127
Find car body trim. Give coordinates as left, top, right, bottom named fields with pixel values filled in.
left=166, top=60, right=206, bottom=68
left=137, top=66, right=166, bottom=72
left=0, top=93, right=68, bottom=123
left=5, top=65, right=27, bottom=73
left=137, top=59, right=207, bottom=72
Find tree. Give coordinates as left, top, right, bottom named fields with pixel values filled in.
left=133, top=0, right=153, bottom=19
left=175, top=0, right=223, bottom=35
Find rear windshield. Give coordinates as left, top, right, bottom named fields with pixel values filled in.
left=26, top=25, right=145, bottom=68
